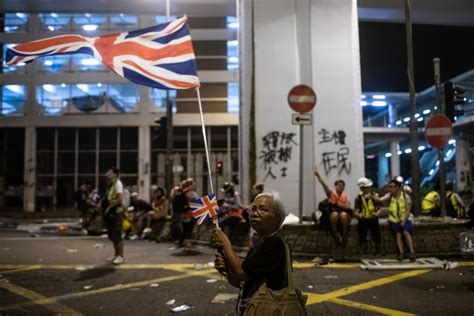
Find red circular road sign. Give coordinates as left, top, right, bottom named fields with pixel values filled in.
left=425, top=114, right=453, bottom=148
left=287, top=84, right=317, bottom=113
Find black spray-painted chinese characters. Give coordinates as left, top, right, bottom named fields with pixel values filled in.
left=318, top=128, right=351, bottom=176
left=260, top=131, right=298, bottom=181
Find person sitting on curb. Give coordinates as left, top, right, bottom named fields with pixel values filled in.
left=141, top=187, right=169, bottom=239
left=422, top=182, right=440, bottom=217
left=354, top=177, right=382, bottom=255
left=313, top=167, right=352, bottom=248
left=372, top=177, right=416, bottom=262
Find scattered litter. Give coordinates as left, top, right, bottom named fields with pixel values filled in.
left=210, top=293, right=238, bottom=304
left=307, top=285, right=314, bottom=289
left=30, top=234, right=40, bottom=238
left=166, top=299, right=176, bottom=305
left=170, top=304, right=193, bottom=313
left=429, top=288, right=434, bottom=292
left=324, top=275, right=338, bottom=279
left=193, top=263, right=214, bottom=270
left=218, top=285, right=226, bottom=290
left=459, top=232, right=474, bottom=252
left=93, top=243, right=104, bottom=249
left=150, top=283, right=160, bottom=288
left=35, top=219, right=49, bottom=224
left=100, top=234, right=108, bottom=238
left=65, top=248, right=78, bottom=253
left=435, top=285, right=445, bottom=289
left=459, top=272, right=464, bottom=276
left=83, top=285, right=93, bottom=290
left=282, top=213, right=300, bottom=225
left=0, top=248, right=10, bottom=251
left=130, top=288, right=140, bottom=291
left=75, top=266, right=87, bottom=271
left=168, top=247, right=177, bottom=251
left=206, top=279, right=218, bottom=283
left=372, top=296, right=377, bottom=299
left=0, top=279, right=10, bottom=283
left=443, top=261, right=459, bottom=270
left=37, top=258, right=43, bottom=262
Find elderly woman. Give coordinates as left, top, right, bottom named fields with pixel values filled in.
left=213, top=192, right=305, bottom=315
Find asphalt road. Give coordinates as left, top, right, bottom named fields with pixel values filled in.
left=0, top=227, right=473, bottom=315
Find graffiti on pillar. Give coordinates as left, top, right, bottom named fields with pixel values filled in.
left=259, top=131, right=298, bottom=181
left=318, top=128, right=352, bottom=176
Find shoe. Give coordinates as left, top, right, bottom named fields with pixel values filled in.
left=397, top=253, right=404, bottom=261
left=81, top=229, right=88, bottom=236
left=129, top=234, right=139, bottom=241
left=409, top=252, right=416, bottom=262
left=141, top=228, right=152, bottom=238
left=112, top=256, right=125, bottom=265
left=106, top=256, right=116, bottom=263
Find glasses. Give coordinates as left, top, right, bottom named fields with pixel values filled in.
left=247, top=204, right=270, bottom=216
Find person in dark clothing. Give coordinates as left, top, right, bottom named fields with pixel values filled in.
left=213, top=191, right=299, bottom=315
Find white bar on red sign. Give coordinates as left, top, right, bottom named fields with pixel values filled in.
left=288, top=95, right=316, bottom=103
left=426, top=127, right=452, bottom=136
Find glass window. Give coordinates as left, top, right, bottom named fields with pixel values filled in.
left=58, top=153, right=75, bottom=173
left=71, top=54, right=106, bottom=72
left=2, top=44, right=27, bottom=74
left=108, top=84, right=139, bottom=112
left=100, top=128, right=117, bottom=150
left=57, top=128, right=76, bottom=150
left=155, top=16, right=177, bottom=24
left=73, top=14, right=107, bottom=32
left=78, top=128, right=96, bottom=150
left=99, top=152, right=117, bottom=173
left=36, top=152, right=55, bottom=174
left=173, top=127, right=188, bottom=149
left=120, top=127, right=138, bottom=150
left=3, top=13, right=29, bottom=33
left=39, top=13, right=72, bottom=32
left=120, top=152, right=138, bottom=173
left=36, top=84, right=69, bottom=115
left=2, top=85, right=26, bottom=116
left=110, top=14, right=138, bottom=30
left=227, top=83, right=239, bottom=113
left=211, top=127, right=228, bottom=149
left=227, top=40, right=238, bottom=70
left=37, top=128, right=55, bottom=150
left=39, top=55, right=71, bottom=73
left=150, top=89, right=176, bottom=110
left=57, top=176, right=74, bottom=207
left=78, top=152, right=96, bottom=174
left=71, top=83, right=107, bottom=112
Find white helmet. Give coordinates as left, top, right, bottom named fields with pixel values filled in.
left=357, top=177, right=373, bottom=188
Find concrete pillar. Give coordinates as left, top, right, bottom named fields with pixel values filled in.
left=378, top=151, right=389, bottom=188
left=455, top=139, right=472, bottom=192
left=390, top=142, right=400, bottom=178
left=23, top=126, right=36, bottom=212
left=138, top=126, right=151, bottom=201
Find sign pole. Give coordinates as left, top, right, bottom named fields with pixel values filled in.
left=433, top=58, right=447, bottom=216
left=298, top=123, right=304, bottom=223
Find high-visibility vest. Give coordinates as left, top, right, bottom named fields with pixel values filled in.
left=446, top=191, right=463, bottom=218
left=106, top=180, right=124, bottom=213
left=388, top=192, right=408, bottom=223
left=357, top=193, right=377, bottom=218
left=422, top=191, right=439, bottom=213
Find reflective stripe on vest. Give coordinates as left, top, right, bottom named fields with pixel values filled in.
left=422, top=191, right=438, bottom=213
left=388, top=193, right=406, bottom=223
left=359, top=193, right=376, bottom=218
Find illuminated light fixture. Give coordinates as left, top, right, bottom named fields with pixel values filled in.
left=227, top=22, right=239, bottom=28
left=44, top=60, right=53, bottom=66
left=16, top=13, right=27, bottom=19
left=76, top=84, right=89, bottom=93
left=366, top=155, right=375, bottom=159
left=82, top=24, right=98, bottom=31
left=228, top=40, right=238, bottom=47
left=17, top=62, right=26, bottom=66
left=448, top=139, right=456, bottom=145
left=434, top=106, right=438, bottom=110
left=385, top=153, right=392, bottom=158
left=372, top=95, right=386, bottom=99
left=360, top=101, right=368, bottom=106
left=404, top=148, right=412, bottom=154
left=81, top=58, right=100, bottom=66
left=436, top=160, right=440, bottom=166
left=227, top=56, right=238, bottom=63
left=361, top=95, right=366, bottom=99
left=403, top=117, right=410, bottom=122
left=51, top=13, right=58, bottom=18
left=85, top=13, right=91, bottom=18
left=446, top=149, right=452, bottom=157
left=43, top=84, right=56, bottom=93
left=61, top=83, right=66, bottom=88
left=422, top=109, right=431, bottom=115
left=387, top=124, right=392, bottom=127
left=429, top=169, right=435, bottom=176
left=414, top=113, right=420, bottom=118
left=6, top=85, right=23, bottom=94
left=418, top=145, right=425, bottom=151
left=97, top=83, right=102, bottom=87
left=395, top=120, right=402, bottom=125
left=417, top=117, right=423, bottom=122
left=47, top=25, right=55, bottom=31
left=372, top=101, right=387, bottom=107
left=397, top=150, right=402, bottom=155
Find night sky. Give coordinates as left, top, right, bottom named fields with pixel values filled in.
left=359, top=22, right=474, bottom=92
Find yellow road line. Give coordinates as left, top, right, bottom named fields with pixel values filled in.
left=293, top=262, right=361, bottom=269
left=0, top=266, right=43, bottom=274
left=330, top=297, right=417, bottom=316
left=0, top=263, right=205, bottom=271
left=0, top=281, right=82, bottom=315
left=0, top=268, right=217, bottom=312
left=460, top=262, right=474, bottom=267
left=305, top=269, right=431, bottom=305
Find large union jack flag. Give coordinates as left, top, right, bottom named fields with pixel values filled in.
left=190, top=194, right=219, bottom=225
left=5, top=16, right=199, bottom=90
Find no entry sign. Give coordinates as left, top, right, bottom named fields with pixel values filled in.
left=425, top=114, right=453, bottom=149
left=288, top=84, right=317, bottom=113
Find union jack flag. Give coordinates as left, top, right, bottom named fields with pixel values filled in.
left=5, top=16, right=199, bottom=90
left=190, top=194, right=219, bottom=225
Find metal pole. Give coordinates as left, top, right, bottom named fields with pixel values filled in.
left=166, top=92, right=173, bottom=192
left=433, top=58, right=447, bottom=216
left=404, top=0, right=421, bottom=215
left=299, top=124, right=304, bottom=223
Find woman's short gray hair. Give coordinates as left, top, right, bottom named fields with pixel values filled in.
left=254, top=191, right=286, bottom=228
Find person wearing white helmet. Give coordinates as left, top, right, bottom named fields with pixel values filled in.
left=354, top=177, right=382, bottom=255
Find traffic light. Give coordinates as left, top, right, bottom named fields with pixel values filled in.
left=444, top=81, right=466, bottom=122
left=216, top=161, right=223, bottom=175
left=155, top=116, right=167, bottom=148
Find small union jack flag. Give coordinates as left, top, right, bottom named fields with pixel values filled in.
left=5, top=16, right=199, bottom=90
left=190, top=194, right=219, bottom=225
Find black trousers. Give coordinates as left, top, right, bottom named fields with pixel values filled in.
left=357, top=217, right=381, bottom=245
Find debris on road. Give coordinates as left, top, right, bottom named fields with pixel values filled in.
left=324, top=275, right=338, bottom=279
left=166, top=299, right=176, bottom=305
left=83, top=285, right=93, bottom=290
left=170, top=304, right=193, bottom=313
left=65, top=248, right=78, bottom=253
left=307, top=285, right=314, bottom=289
left=206, top=279, right=217, bottom=283
left=93, top=243, right=104, bottom=249
left=210, top=293, right=238, bottom=304
left=150, top=283, right=160, bottom=287
left=75, top=266, right=87, bottom=271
